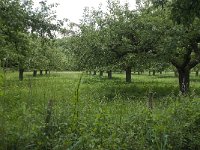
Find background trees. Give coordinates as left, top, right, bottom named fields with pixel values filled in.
left=0, top=0, right=33, bottom=80
left=0, top=0, right=66, bottom=80
left=55, top=0, right=200, bottom=93
left=1, top=0, right=200, bottom=93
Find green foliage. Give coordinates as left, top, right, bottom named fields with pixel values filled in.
left=151, top=0, right=168, bottom=8
left=65, top=1, right=155, bottom=73
left=1, top=71, right=200, bottom=149
left=0, top=0, right=66, bottom=78
left=171, top=0, right=200, bottom=25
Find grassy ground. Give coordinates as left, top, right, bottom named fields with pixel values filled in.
left=0, top=71, right=200, bottom=149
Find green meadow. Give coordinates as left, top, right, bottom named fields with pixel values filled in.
left=0, top=72, right=200, bottom=149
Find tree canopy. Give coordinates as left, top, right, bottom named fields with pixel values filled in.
left=0, top=0, right=67, bottom=80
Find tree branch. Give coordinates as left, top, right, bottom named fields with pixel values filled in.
left=170, top=58, right=181, bottom=68
left=188, top=58, right=200, bottom=69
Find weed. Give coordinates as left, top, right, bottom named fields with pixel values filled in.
left=1, top=71, right=200, bottom=149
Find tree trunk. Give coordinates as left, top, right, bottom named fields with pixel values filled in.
left=149, top=71, right=151, bottom=76
left=153, top=70, right=156, bottom=76
left=100, top=70, right=103, bottom=76
left=45, top=70, right=48, bottom=75
left=19, top=68, right=24, bottom=81
left=108, top=70, right=112, bottom=79
left=195, top=71, right=199, bottom=76
left=93, top=71, right=96, bottom=75
left=33, top=69, right=37, bottom=77
left=160, top=71, right=162, bottom=74
left=178, top=69, right=190, bottom=94
left=126, top=66, right=131, bottom=83
left=40, top=70, right=43, bottom=76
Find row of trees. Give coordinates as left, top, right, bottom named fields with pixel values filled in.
left=60, top=0, right=200, bottom=94
left=0, top=0, right=68, bottom=80
left=1, top=0, right=200, bottom=94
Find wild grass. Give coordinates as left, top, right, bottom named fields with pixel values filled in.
left=0, top=71, right=200, bottom=149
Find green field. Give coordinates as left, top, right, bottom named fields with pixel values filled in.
left=0, top=72, right=200, bottom=150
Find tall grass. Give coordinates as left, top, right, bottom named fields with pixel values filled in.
left=0, top=71, right=200, bottom=149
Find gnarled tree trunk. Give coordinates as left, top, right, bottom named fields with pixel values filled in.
left=178, top=69, right=190, bottom=94
left=171, top=36, right=200, bottom=94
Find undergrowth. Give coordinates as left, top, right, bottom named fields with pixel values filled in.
left=0, top=71, right=200, bottom=150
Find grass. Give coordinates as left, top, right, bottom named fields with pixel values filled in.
left=0, top=71, right=200, bottom=149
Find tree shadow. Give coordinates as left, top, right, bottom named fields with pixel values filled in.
left=157, top=75, right=177, bottom=79
left=83, top=75, right=180, bottom=101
